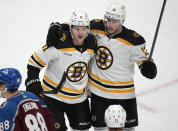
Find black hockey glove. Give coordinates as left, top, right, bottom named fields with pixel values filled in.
left=46, top=22, right=62, bottom=47
left=139, top=59, right=157, bottom=79
left=25, top=65, right=44, bottom=99
left=46, top=22, right=69, bottom=47
left=25, top=78, right=44, bottom=99
left=49, top=22, right=69, bottom=31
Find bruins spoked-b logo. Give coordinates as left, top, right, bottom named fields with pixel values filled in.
left=67, top=61, right=87, bottom=82
left=96, top=46, right=113, bottom=70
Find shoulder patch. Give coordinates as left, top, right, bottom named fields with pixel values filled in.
left=59, top=32, right=66, bottom=42
left=117, top=27, right=145, bottom=46
left=93, top=19, right=102, bottom=23
left=133, top=32, right=140, bottom=38
left=54, top=31, right=74, bottom=49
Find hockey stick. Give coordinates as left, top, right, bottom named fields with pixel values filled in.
left=149, top=0, right=167, bottom=59
left=43, top=71, right=67, bottom=94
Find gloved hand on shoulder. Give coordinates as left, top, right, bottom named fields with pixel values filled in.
left=46, top=22, right=63, bottom=47
left=46, top=22, right=70, bottom=47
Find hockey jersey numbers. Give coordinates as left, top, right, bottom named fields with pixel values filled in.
left=0, top=120, right=9, bottom=131
left=25, top=112, right=48, bottom=131
left=0, top=92, right=55, bottom=131
left=141, top=46, right=149, bottom=57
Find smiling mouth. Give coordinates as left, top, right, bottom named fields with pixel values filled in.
left=108, top=28, right=113, bottom=31
left=78, top=36, right=83, bottom=39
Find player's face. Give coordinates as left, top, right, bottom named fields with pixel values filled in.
left=0, top=83, right=6, bottom=92
left=71, top=26, right=89, bottom=46
left=105, top=18, right=122, bottom=35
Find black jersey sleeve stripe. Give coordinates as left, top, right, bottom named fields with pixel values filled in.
left=31, top=55, right=45, bottom=68
left=43, top=79, right=56, bottom=90
left=59, top=88, right=86, bottom=96
left=43, top=79, right=86, bottom=96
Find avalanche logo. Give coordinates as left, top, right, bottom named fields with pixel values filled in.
left=2, top=69, right=8, bottom=75
left=67, top=61, right=87, bottom=82
left=96, top=46, right=113, bottom=70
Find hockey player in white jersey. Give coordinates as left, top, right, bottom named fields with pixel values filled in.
left=25, top=11, right=97, bottom=131
left=87, top=2, right=157, bottom=131
left=105, top=105, right=126, bottom=131
left=45, top=2, right=157, bottom=131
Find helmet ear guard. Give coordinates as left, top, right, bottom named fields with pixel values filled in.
left=0, top=68, right=22, bottom=90
left=105, top=105, right=126, bottom=128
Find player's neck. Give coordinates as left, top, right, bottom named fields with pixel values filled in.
left=1, top=90, right=20, bottom=99
left=72, top=37, right=85, bottom=47
left=109, top=128, right=123, bottom=131
left=114, top=26, right=123, bottom=35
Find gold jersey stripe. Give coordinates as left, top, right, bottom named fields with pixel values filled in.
left=33, top=52, right=47, bottom=66
left=88, top=68, right=134, bottom=85
left=91, top=29, right=133, bottom=47
left=43, top=74, right=86, bottom=94
left=62, top=86, right=86, bottom=93
left=28, top=58, right=42, bottom=70
left=86, top=49, right=94, bottom=54
left=42, top=83, right=51, bottom=90
left=56, top=90, right=86, bottom=99
left=42, top=83, right=86, bottom=99
left=137, top=58, right=150, bottom=65
left=43, top=74, right=58, bottom=87
left=89, top=80, right=135, bottom=93
left=59, top=48, right=77, bottom=52
left=137, top=61, right=142, bottom=65
left=115, top=38, right=134, bottom=46
left=91, top=29, right=106, bottom=36
left=59, top=48, right=94, bottom=53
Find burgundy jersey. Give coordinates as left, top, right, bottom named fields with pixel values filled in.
left=0, top=91, right=55, bottom=131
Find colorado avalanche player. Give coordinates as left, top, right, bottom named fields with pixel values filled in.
left=0, top=68, right=55, bottom=131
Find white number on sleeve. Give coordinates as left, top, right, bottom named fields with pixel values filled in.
left=141, top=46, right=149, bottom=56
left=0, top=120, right=9, bottom=130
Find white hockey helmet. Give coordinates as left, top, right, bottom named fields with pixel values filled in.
left=69, top=11, right=90, bottom=27
left=104, top=2, right=126, bottom=21
left=105, top=105, right=126, bottom=128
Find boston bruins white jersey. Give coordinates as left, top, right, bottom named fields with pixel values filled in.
left=87, top=19, right=149, bottom=100
left=28, top=31, right=96, bottom=104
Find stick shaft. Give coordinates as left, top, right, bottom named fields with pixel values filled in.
left=149, top=0, right=167, bottom=59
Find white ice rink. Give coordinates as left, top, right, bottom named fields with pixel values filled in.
left=0, top=0, right=178, bottom=130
